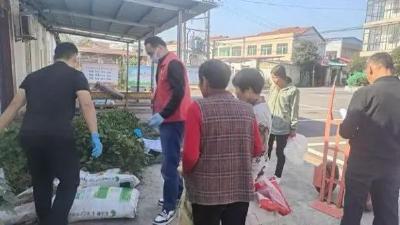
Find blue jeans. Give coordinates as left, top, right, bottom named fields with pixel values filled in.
left=160, top=122, right=184, bottom=211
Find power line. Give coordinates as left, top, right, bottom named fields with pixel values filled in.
left=236, top=0, right=365, bottom=11
left=215, top=0, right=364, bottom=42
left=222, top=3, right=277, bottom=29
left=222, top=0, right=284, bottom=29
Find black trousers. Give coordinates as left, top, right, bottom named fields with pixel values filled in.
left=341, top=158, right=400, bottom=225
left=20, top=134, right=80, bottom=225
left=267, top=134, right=289, bottom=178
left=192, top=202, right=250, bottom=225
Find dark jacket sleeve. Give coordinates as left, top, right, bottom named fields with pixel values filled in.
left=340, top=89, right=366, bottom=139
left=159, top=60, right=185, bottom=119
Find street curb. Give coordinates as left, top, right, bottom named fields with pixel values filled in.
left=344, top=86, right=361, bottom=93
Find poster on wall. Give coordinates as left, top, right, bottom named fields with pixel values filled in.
left=81, top=63, right=119, bottom=84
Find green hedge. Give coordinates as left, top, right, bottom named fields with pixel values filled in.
left=346, top=71, right=369, bottom=87
left=0, top=110, right=155, bottom=194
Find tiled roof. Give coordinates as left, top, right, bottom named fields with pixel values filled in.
left=211, top=26, right=313, bottom=41
left=255, top=26, right=311, bottom=36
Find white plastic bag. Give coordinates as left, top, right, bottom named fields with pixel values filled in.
left=285, top=134, right=308, bottom=165
left=54, top=169, right=140, bottom=189
left=79, top=169, right=140, bottom=188
left=16, top=187, right=34, bottom=205
left=0, top=202, right=36, bottom=225
left=68, top=186, right=140, bottom=222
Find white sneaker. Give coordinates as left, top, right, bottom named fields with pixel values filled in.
left=274, top=176, right=281, bottom=184
left=153, top=209, right=176, bottom=225
left=270, top=175, right=281, bottom=184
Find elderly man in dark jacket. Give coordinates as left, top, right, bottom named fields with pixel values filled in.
left=340, top=52, right=400, bottom=225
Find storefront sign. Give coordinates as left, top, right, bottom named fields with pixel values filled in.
left=81, top=63, right=119, bottom=84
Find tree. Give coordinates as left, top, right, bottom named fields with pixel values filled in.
left=293, top=40, right=320, bottom=86
left=348, top=55, right=367, bottom=73
left=129, top=56, right=138, bottom=66
left=391, top=47, right=400, bottom=76
left=191, top=36, right=206, bottom=54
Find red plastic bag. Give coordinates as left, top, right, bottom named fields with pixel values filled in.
left=255, top=176, right=292, bottom=216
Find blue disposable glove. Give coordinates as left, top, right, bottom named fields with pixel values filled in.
left=91, top=133, right=103, bottom=158
left=133, top=128, right=143, bottom=138
left=148, top=113, right=164, bottom=128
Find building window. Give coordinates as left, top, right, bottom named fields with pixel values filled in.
left=232, top=46, right=242, bottom=56
left=364, top=23, right=400, bottom=52
left=247, top=45, right=257, bottom=56
left=277, top=43, right=288, bottom=55
left=219, top=47, right=231, bottom=57
left=366, top=0, right=400, bottom=22
left=326, top=51, right=338, bottom=60
left=261, top=44, right=272, bottom=55
left=212, top=48, right=218, bottom=57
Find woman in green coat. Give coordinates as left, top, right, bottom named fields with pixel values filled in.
left=267, top=65, right=300, bottom=183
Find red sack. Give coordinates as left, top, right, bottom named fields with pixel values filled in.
left=255, top=176, right=292, bottom=216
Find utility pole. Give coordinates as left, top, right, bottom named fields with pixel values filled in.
left=183, top=21, right=187, bottom=64
left=205, top=10, right=211, bottom=60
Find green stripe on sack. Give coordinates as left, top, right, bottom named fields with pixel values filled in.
left=94, top=187, right=110, bottom=199
left=120, top=188, right=133, bottom=202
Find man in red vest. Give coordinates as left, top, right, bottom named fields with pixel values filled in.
left=144, top=36, right=191, bottom=225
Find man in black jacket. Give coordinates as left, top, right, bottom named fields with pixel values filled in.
left=340, top=52, right=400, bottom=225
left=0, top=43, right=102, bottom=225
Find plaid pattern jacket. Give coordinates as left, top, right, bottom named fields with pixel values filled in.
left=185, top=92, right=256, bottom=205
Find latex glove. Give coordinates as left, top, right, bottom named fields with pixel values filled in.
left=91, top=133, right=103, bottom=158
left=133, top=128, right=143, bottom=138
left=148, top=113, right=164, bottom=128
left=340, top=108, right=347, bottom=119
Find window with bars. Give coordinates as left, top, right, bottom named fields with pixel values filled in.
left=212, top=48, right=218, bottom=57
left=219, top=47, right=231, bottom=57
left=261, top=44, right=272, bottom=55
left=247, top=45, right=257, bottom=56
left=232, top=46, right=242, bottom=56
left=366, top=0, right=400, bottom=22
left=364, top=23, right=400, bottom=51
left=277, top=43, right=288, bottom=55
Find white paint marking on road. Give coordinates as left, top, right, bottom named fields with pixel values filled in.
left=307, top=148, right=344, bottom=166
left=300, top=104, right=339, bottom=112
left=308, top=141, right=347, bottom=147
left=299, top=118, right=342, bottom=122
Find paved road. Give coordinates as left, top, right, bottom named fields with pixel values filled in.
left=73, top=88, right=374, bottom=225
left=295, top=87, right=353, bottom=166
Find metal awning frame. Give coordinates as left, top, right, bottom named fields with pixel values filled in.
left=20, top=0, right=217, bottom=95
left=22, top=0, right=217, bottom=43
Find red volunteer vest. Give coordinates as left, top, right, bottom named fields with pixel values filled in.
left=153, top=52, right=191, bottom=123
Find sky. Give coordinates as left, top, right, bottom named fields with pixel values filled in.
left=160, top=0, right=367, bottom=41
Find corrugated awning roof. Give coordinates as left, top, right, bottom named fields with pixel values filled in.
left=23, top=0, right=217, bottom=42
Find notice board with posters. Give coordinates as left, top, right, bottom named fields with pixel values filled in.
left=81, top=63, right=119, bottom=84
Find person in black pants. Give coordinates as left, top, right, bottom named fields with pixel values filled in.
left=192, top=202, right=250, bottom=225
left=340, top=53, right=400, bottom=225
left=268, top=134, right=289, bottom=178
left=267, top=65, right=300, bottom=183
left=0, top=43, right=103, bottom=225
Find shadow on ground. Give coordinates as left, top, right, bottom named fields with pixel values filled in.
left=298, top=117, right=338, bottom=138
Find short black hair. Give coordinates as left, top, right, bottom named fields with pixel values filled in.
left=233, top=68, right=265, bottom=94
left=144, top=36, right=167, bottom=48
left=271, top=65, right=287, bottom=78
left=199, top=60, right=231, bottom=89
left=54, top=42, right=78, bottom=61
left=368, top=52, right=395, bottom=71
